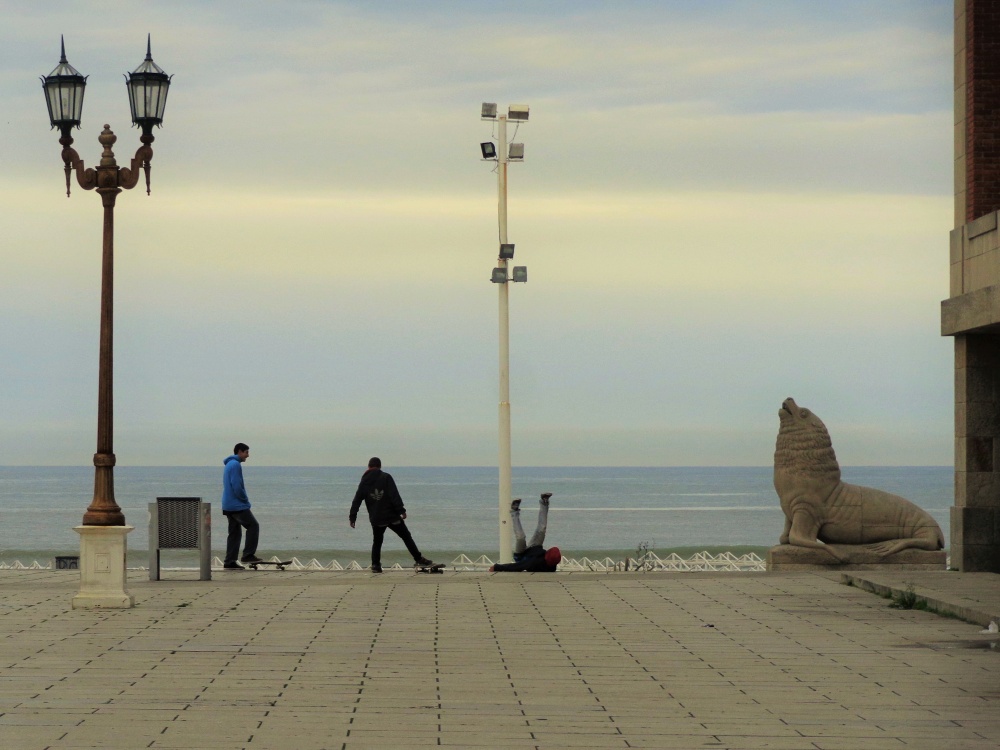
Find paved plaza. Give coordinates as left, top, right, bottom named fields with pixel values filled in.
left=1, top=568, right=999, bottom=749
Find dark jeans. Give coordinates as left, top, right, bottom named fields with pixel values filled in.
left=224, top=509, right=259, bottom=564
left=371, top=520, right=421, bottom=566
left=512, top=503, right=548, bottom=555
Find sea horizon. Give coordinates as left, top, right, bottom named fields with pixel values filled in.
left=0, top=465, right=954, bottom=558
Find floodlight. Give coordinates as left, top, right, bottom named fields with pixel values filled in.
left=499, top=244, right=515, bottom=259
left=512, top=266, right=527, bottom=283
left=508, top=143, right=524, bottom=160
left=480, top=141, right=497, bottom=159
left=508, top=104, right=529, bottom=121
left=481, top=102, right=497, bottom=119
left=491, top=267, right=508, bottom=283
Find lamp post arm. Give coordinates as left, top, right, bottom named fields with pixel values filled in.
left=58, top=132, right=97, bottom=197
left=119, top=132, right=154, bottom=195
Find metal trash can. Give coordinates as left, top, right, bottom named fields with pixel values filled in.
left=148, top=497, right=211, bottom=581
left=54, top=555, right=80, bottom=570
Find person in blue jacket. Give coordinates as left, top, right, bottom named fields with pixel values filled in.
left=221, top=443, right=263, bottom=570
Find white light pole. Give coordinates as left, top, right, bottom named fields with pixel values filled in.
left=480, top=103, right=528, bottom=564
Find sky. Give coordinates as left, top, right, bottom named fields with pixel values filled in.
left=0, top=1, right=955, bottom=467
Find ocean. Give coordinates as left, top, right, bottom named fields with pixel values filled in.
left=0, top=466, right=952, bottom=565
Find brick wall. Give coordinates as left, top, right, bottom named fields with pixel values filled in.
left=966, top=0, right=1000, bottom=222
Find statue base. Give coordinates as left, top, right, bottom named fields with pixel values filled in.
left=72, top=525, right=135, bottom=609
left=767, top=544, right=947, bottom=571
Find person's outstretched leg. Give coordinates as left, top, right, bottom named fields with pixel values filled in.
left=528, top=493, right=552, bottom=548
left=239, top=510, right=260, bottom=561
left=388, top=520, right=432, bottom=565
left=511, top=498, right=527, bottom=556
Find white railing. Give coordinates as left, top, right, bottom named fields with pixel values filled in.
left=0, top=551, right=768, bottom=573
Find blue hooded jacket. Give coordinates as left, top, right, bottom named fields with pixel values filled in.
left=221, top=455, right=251, bottom=512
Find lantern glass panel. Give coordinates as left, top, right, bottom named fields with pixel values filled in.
left=128, top=76, right=169, bottom=121
left=41, top=55, right=86, bottom=128
left=126, top=43, right=171, bottom=126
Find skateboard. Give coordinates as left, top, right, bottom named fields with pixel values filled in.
left=246, top=560, right=292, bottom=571
left=416, top=563, right=445, bottom=574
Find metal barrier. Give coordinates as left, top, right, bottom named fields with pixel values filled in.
left=54, top=555, right=79, bottom=570
left=148, top=497, right=211, bottom=581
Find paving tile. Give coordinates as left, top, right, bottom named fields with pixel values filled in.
left=0, top=570, right=999, bottom=748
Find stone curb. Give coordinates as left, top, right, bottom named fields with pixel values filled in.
left=841, top=572, right=1000, bottom=627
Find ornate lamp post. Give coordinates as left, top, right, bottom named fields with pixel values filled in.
left=41, top=36, right=171, bottom=608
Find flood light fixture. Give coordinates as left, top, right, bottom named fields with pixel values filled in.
left=508, top=143, right=524, bottom=160
left=481, top=102, right=497, bottom=119
left=512, top=266, right=527, bottom=283
left=491, top=267, right=508, bottom=283
left=499, top=243, right=515, bottom=259
left=480, top=141, right=497, bottom=159
left=508, top=104, right=529, bottom=121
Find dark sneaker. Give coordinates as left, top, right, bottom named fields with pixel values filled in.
left=371, top=565, right=383, bottom=573
left=415, top=557, right=433, bottom=566
left=241, top=555, right=264, bottom=564
left=223, top=562, right=244, bottom=570
left=510, top=498, right=522, bottom=513
left=540, top=492, right=552, bottom=504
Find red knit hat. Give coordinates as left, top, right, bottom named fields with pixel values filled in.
left=544, top=547, right=561, bottom=566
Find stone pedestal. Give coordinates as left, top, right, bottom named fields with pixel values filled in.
left=72, top=526, right=135, bottom=609
left=767, top=544, right=947, bottom=572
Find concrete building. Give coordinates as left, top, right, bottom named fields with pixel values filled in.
left=943, top=0, right=1000, bottom=571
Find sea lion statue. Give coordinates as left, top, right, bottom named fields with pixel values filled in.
left=773, top=397, right=944, bottom=563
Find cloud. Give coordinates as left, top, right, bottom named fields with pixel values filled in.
left=0, top=1, right=955, bottom=466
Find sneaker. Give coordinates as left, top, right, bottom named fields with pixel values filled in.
left=415, top=557, right=433, bottom=567
left=223, top=562, right=244, bottom=570
left=371, top=565, right=383, bottom=573
left=241, top=555, right=264, bottom=564
left=540, top=492, right=552, bottom=504
left=510, top=498, right=522, bottom=513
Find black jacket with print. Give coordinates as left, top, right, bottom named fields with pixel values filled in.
left=349, top=469, right=406, bottom=527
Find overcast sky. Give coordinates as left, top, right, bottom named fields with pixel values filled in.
left=0, top=1, right=954, bottom=467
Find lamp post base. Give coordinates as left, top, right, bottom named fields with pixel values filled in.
left=72, top=525, right=135, bottom=609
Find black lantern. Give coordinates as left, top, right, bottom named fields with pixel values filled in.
left=126, top=35, right=171, bottom=132
left=41, top=36, right=87, bottom=135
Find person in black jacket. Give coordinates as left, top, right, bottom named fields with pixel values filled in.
left=349, top=457, right=433, bottom=573
left=489, top=493, right=562, bottom=572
